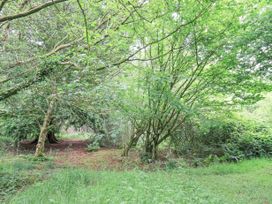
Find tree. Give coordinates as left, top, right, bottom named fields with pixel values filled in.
left=0, top=0, right=271, bottom=159
left=0, top=0, right=151, bottom=156
left=117, top=0, right=272, bottom=159
left=35, top=95, right=56, bottom=157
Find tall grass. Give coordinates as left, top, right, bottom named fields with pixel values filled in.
left=0, top=156, right=55, bottom=203
left=9, top=168, right=226, bottom=204
left=4, top=159, right=272, bottom=204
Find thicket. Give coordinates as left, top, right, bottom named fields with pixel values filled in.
left=172, top=117, right=272, bottom=164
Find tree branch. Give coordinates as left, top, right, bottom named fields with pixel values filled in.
left=96, top=2, right=213, bottom=71
left=76, top=0, right=90, bottom=50
left=0, top=0, right=68, bottom=23
left=0, top=0, right=8, bottom=12
left=3, top=37, right=83, bottom=70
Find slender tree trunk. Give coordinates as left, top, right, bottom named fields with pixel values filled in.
left=122, top=138, right=135, bottom=157
left=35, top=98, right=56, bottom=157
left=122, top=133, right=141, bottom=156
left=144, top=135, right=159, bottom=160
left=152, top=142, right=158, bottom=160
left=122, top=144, right=130, bottom=157
left=121, top=127, right=142, bottom=157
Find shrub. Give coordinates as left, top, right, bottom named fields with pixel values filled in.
left=0, top=117, right=40, bottom=143
left=223, top=132, right=272, bottom=161
left=173, top=118, right=272, bottom=163
left=86, top=142, right=100, bottom=152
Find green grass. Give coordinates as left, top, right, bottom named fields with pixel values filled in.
left=0, top=136, right=14, bottom=155
left=0, top=155, right=55, bottom=203
left=186, top=159, right=272, bottom=204
left=58, top=132, right=90, bottom=140
left=5, top=159, right=272, bottom=204
left=9, top=169, right=225, bottom=204
left=187, top=158, right=271, bottom=175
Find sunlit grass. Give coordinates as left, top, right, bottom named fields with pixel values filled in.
left=58, top=132, right=90, bottom=140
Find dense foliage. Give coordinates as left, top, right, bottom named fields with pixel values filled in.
left=172, top=117, right=272, bottom=164
left=0, top=0, right=271, bottom=159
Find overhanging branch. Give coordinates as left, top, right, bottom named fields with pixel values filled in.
left=0, top=0, right=68, bottom=23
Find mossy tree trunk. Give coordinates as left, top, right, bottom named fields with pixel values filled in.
left=35, top=98, right=56, bottom=157
left=30, top=122, right=59, bottom=144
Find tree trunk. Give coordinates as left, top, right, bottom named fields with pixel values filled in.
left=144, top=142, right=153, bottom=160
left=31, top=132, right=59, bottom=144
left=152, top=143, right=158, bottom=160
left=122, top=135, right=140, bottom=156
left=122, top=145, right=130, bottom=157
left=144, top=137, right=158, bottom=160
left=47, top=131, right=59, bottom=143
left=35, top=98, right=56, bottom=157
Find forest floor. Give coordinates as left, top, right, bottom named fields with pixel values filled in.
left=19, top=139, right=142, bottom=170
left=1, top=139, right=272, bottom=204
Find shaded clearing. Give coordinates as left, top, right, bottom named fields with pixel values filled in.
left=19, top=139, right=89, bottom=152
left=18, top=139, right=140, bottom=170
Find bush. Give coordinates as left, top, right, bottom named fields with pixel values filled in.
left=86, top=142, right=100, bottom=152
left=173, top=118, right=272, bottom=163
left=88, top=132, right=119, bottom=148
left=223, top=132, right=272, bottom=161
left=0, top=116, right=40, bottom=143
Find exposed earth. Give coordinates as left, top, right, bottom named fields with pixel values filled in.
left=19, top=139, right=141, bottom=170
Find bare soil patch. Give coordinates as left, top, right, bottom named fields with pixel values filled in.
left=20, top=139, right=89, bottom=151
left=18, top=139, right=141, bottom=170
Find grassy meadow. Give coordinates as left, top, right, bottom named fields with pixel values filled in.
left=1, top=154, right=271, bottom=204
